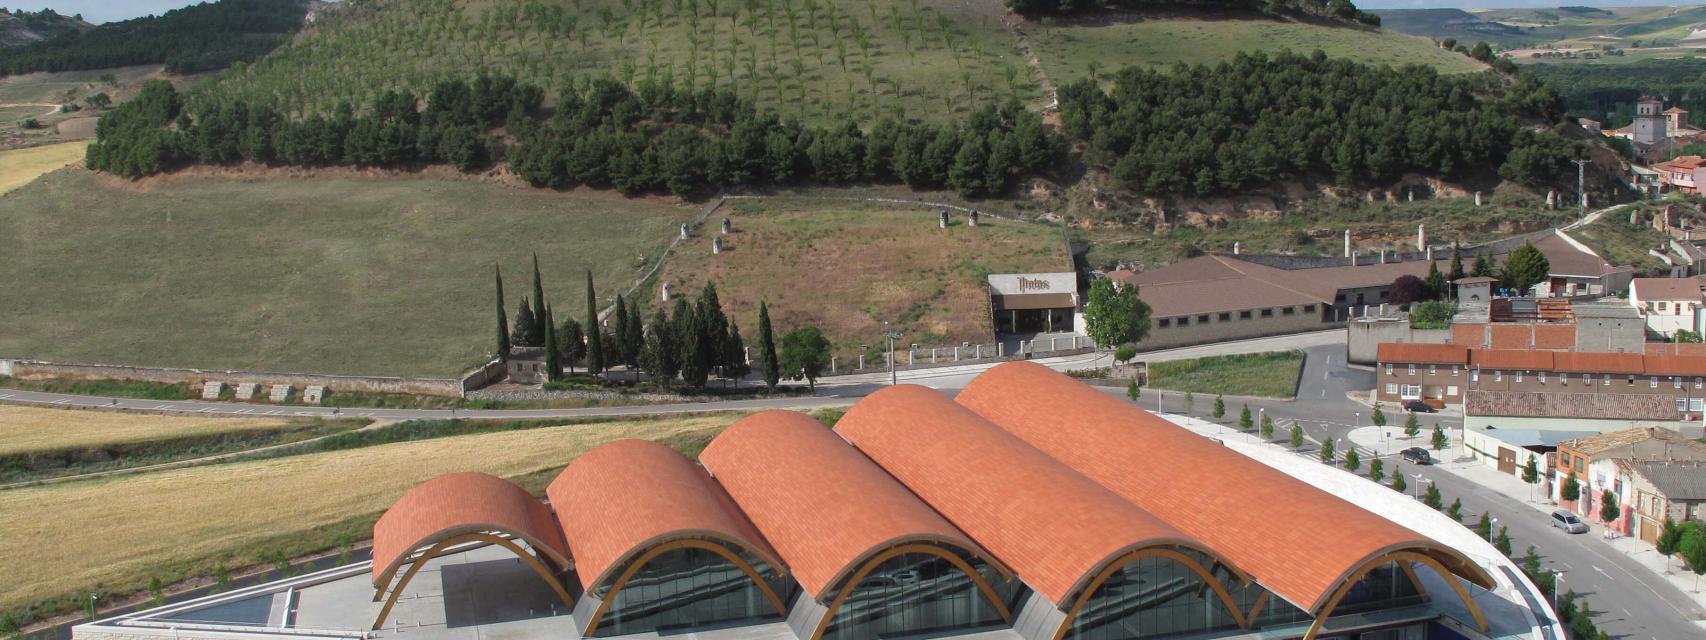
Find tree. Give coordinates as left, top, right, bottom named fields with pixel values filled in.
left=1083, top=278, right=1151, bottom=348
left=1431, top=423, right=1448, bottom=450
left=1495, top=525, right=1513, bottom=556
left=1476, top=512, right=1493, bottom=539
left=679, top=302, right=709, bottom=388
left=1404, top=411, right=1420, bottom=437
left=1183, top=391, right=1194, bottom=413
left=1501, top=241, right=1551, bottom=294
left=611, top=293, right=632, bottom=368
left=1682, top=522, right=1706, bottom=589
left=1522, top=456, right=1540, bottom=485
left=697, top=283, right=730, bottom=376
left=1522, top=545, right=1541, bottom=576
left=757, top=301, right=780, bottom=392
left=1239, top=404, right=1253, bottom=430
left=1345, top=448, right=1361, bottom=472
left=542, top=304, right=560, bottom=382
left=1471, top=253, right=1495, bottom=278
left=584, top=271, right=604, bottom=375
left=1320, top=438, right=1336, bottom=464
left=513, top=298, right=540, bottom=347
left=494, top=264, right=510, bottom=358
left=1562, top=472, right=1582, bottom=502
left=640, top=308, right=679, bottom=384
left=1600, top=489, right=1621, bottom=526
left=1370, top=458, right=1385, bottom=483
left=724, top=320, right=751, bottom=379
left=624, top=297, right=644, bottom=370
left=557, top=318, right=585, bottom=373
left=1127, top=378, right=1141, bottom=402
left=530, top=254, right=547, bottom=350
left=1289, top=423, right=1304, bottom=449
left=1260, top=412, right=1274, bottom=439
left=1213, top=395, right=1226, bottom=420
left=1659, top=517, right=1684, bottom=566
left=1677, top=329, right=1704, bottom=344
left=1448, top=498, right=1463, bottom=521
left=1392, top=468, right=1407, bottom=493
left=1424, top=262, right=1447, bottom=300
left=1448, top=243, right=1465, bottom=283
left=1114, top=345, right=1137, bottom=368
left=1372, top=402, right=1387, bottom=428
left=149, top=575, right=164, bottom=606
left=1423, top=484, right=1443, bottom=509
left=1389, top=274, right=1428, bottom=305
left=780, top=326, right=832, bottom=390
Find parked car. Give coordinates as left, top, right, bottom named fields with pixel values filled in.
left=1551, top=510, right=1589, bottom=534
left=1403, top=400, right=1437, bottom=413
left=1400, top=448, right=1431, bottom=465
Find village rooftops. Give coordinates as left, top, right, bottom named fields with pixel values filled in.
left=1558, top=427, right=1706, bottom=458
left=1631, top=277, right=1704, bottom=301
left=1464, top=391, right=1678, bottom=421
left=1623, top=460, right=1706, bottom=500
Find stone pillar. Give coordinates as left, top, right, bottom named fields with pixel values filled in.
left=1380, top=248, right=1387, bottom=264
left=1417, top=223, right=1426, bottom=251
left=1407, top=188, right=1414, bottom=203
left=858, top=354, right=865, bottom=369
left=939, top=210, right=949, bottom=228
left=721, top=217, right=732, bottom=235
left=680, top=223, right=689, bottom=240
left=969, top=210, right=980, bottom=226
left=1474, top=191, right=1482, bottom=207
left=830, top=356, right=837, bottom=374
left=1344, top=229, right=1351, bottom=258
left=931, top=348, right=938, bottom=364
left=1547, top=190, right=1557, bottom=210
left=660, top=281, right=672, bottom=301
left=712, top=237, right=722, bottom=254
left=1233, top=241, right=1241, bottom=255
left=1426, top=246, right=1434, bottom=261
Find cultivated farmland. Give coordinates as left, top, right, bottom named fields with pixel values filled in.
left=0, top=405, right=292, bottom=457
left=0, top=413, right=738, bottom=616
left=0, top=169, right=697, bottom=377
left=0, top=140, right=86, bottom=194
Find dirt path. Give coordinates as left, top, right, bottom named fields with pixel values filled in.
left=0, top=102, right=62, bottom=118
left=989, top=10, right=1061, bottom=125
left=0, top=419, right=393, bottom=491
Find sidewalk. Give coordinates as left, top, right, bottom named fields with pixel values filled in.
left=1395, top=427, right=1706, bottom=619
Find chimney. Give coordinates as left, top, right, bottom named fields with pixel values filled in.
left=721, top=217, right=732, bottom=235
left=1418, top=223, right=1426, bottom=252
left=680, top=223, right=689, bottom=240
left=1344, top=229, right=1352, bottom=258
left=1474, top=191, right=1482, bottom=207
left=660, top=281, right=672, bottom=302
left=1233, top=241, right=1242, bottom=255
left=939, top=210, right=949, bottom=229
left=712, top=236, right=723, bottom=254
left=1380, top=247, right=1387, bottom=264
left=969, top=210, right=980, bottom=226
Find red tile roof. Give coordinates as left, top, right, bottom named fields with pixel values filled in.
left=1643, top=355, right=1706, bottom=376
left=1552, top=352, right=1645, bottom=374
left=371, top=472, right=568, bottom=585
left=1633, top=277, right=1704, bottom=301
left=1472, top=349, right=1556, bottom=370
left=1649, top=343, right=1706, bottom=357
left=1452, top=324, right=1487, bottom=348
left=955, top=362, right=1491, bottom=613
left=1376, top=343, right=1469, bottom=365
left=700, top=410, right=998, bottom=601
left=835, top=385, right=1215, bottom=606
left=546, top=439, right=781, bottom=591
left=1488, top=324, right=1532, bottom=350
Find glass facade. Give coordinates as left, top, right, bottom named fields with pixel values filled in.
left=1065, top=553, right=1240, bottom=640
left=590, top=543, right=787, bottom=637
left=822, top=550, right=1019, bottom=640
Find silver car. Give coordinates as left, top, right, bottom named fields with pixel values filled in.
left=1551, top=510, right=1588, bottom=534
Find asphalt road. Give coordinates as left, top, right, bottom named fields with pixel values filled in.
left=1206, top=343, right=1706, bottom=640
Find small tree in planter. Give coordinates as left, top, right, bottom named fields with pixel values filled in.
left=1404, top=411, right=1420, bottom=437
left=1344, top=448, right=1361, bottom=472
left=1562, top=472, right=1582, bottom=502
left=1372, top=402, right=1387, bottom=428
left=1495, top=526, right=1513, bottom=556
left=1319, top=438, right=1336, bottom=464
left=1476, top=512, right=1493, bottom=540
left=1238, top=404, right=1253, bottom=431
left=1369, top=458, right=1385, bottom=483
left=1126, top=378, right=1141, bottom=402
left=1212, top=394, right=1226, bottom=420
left=1600, top=489, right=1621, bottom=528
left=1447, top=498, right=1463, bottom=521
left=1289, top=424, right=1304, bottom=449
left=1391, top=467, right=1408, bottom=493
left=1260, top=413, right=1274, bottom=440
left=1423, top=484, right=1443, bottom=510
left=1431, top=424, right=1449, bottom=450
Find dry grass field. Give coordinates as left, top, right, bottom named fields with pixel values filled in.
left=0, top=413, right=737, bottom=615
left=656, top=199, right=1070, bottom=355
left=0, top=405, right=292, bottom=457
left=0, top=140, right=87, bottom=194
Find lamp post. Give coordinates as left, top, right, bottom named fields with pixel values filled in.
left=1553, top=569, right=1565, bottom=616
left=883, top=321, right=903, bottom=387
left=1412, top=473, right=1427, bottom=499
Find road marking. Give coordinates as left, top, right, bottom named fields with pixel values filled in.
left=151, top=404, right=170, bottom=410
left=0, top=394, right=11, bottom=399
left=265, top=410, right=283, bottom=415
left=1593, top=565, right=1609, bottom=578
left=51, top=399, right=69, bottom=405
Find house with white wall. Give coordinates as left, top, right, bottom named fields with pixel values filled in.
left=1629, top=277, right=1704, bottom=338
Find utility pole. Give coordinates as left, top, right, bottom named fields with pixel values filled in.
left=883, top=321, right=903, bottom=386
left=1574, top=159, right=1591, bottom=209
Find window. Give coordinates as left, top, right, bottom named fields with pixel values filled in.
left=1696, top=377, right=1702, bottom=389
left=1574, top=457, right=1584, bottom=472
left=1677, top=398, right=1689, bottom=412
left=1691, top=398, right=1703, bottom=412
left=1471, top=369, right=1480, bottom=382
left=1447, top=385, right=1459, bottom=397
left=1304, top=304, right=1317, bottom=313
left=1261, top=308, right=1274, bottom=318
left=1197, top=314, right=1211, bottom=324
left=1218, top=312, right=1231, bottom=321
left=1407, top=364, right=1416, bottom=375
left=1177, top=317, right=1190, bottom=327
left=1494, top=370, right=1503, bottom=382
left=1385, top=363, right=1393, bottom=374
left=1583, top=373, right=1592, bottom=385
left=1660, top=301, right=1670, bottom=312
left=1428, top=364, right=1437, bottom=375
left=1453, top=365, right=1460, bottom=377
left=1379, top=291, right=1389, bottom=299
left=1561, top=373, right=1568, bottom=386
left=1400, top=384, right=1422, bottom=399
left=1239, top=310, right=1252, bottom=319
left=822, top=551, right=1013, bottom=640
left=1157, top=318, right=1170, bottom=328
left=1677, top=377, right=1684, bottom=389
left=1652, top=376, right=1660, bottom=388
left=1538, top=372, right=1546, bottom=384
left=1515, top=371, right=1523, bottom=383
left=1282, top=306, right=1296, bottom=316
left=1385, top=383, right=1399, bottom=395
left=1335, top=294, right=1346, bottom=302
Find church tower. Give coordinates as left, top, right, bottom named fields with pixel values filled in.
left=1634, top=96, right=1666, bottom=146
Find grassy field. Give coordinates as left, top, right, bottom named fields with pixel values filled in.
left=1027, top=15, right=1484, bottom=83
left=1569, top=205, right=1671, bottom=277
left=0, top=65, right=163, bottom=149
left=1146, top=350, right=1304, bottom=399
left=0, top=413, right=737, bottom=617
left=656, top=198, right=1069, bottom=355
left=0, top=140, right=87, bottom=194
left=0, top=168, right=697, bottom=377
left=200, top=0, right=1040, bottom=124
left=0, top=405, right=293, bottom=457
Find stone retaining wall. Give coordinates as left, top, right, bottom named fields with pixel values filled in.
left=0, top=358, right=469, bottom=398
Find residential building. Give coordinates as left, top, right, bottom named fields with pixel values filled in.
left=1652, top=155, right=1706, bottom=194
left=1554, top=428, right=1706, bottom=534
left=1375, top=347, right=1706, bottom=427
left=1621, top=459, right=1706, bottom=544
left=1463, top=392, right=1676, bottom=481
left=1629, top=277, right=1704, bottom=338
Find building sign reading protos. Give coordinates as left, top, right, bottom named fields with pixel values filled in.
left=987, top=273, right=1077, bottom=298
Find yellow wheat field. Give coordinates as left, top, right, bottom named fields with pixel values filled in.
left=0, top=140, right=87, bottom=195
left=0, top=414, right=737, bottom=613
left=0, top=405, right=293, bottom=456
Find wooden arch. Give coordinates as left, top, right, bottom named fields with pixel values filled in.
left=809, top=542, right=1017, bottom=640
left=1051, top=547, right=1249, bottom=640
left=371, top=532, right=574, bottom=630
left=582, top=537, right=790, bottom=636
left=1300, top=551, right=1489, bottom=640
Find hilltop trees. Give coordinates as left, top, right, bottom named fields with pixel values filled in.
left=1007, top=0, right=1380, bottom=25
left=0, top=0, right=307, bottom=76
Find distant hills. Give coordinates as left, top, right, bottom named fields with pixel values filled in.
left=0, top=0, right=308, bottom=76
left=0, top=8, right=91, bottom=48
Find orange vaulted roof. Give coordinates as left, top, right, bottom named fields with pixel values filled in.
left=371, top=472, right=568, bottom=585
left=547, top=439, right=782, bottom=591
left=701, top=410, right=1000, bottom=601
left=955, top=362, right=1492, bottom=613
left=834, top=384, right=1218, bottom=606
left=1472, top=349, right=1555, bottom=371
left=1376, top=342, right=1469, bottom=365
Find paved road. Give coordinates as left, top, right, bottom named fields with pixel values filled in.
left=1197, top=342, right=1706, bottom=640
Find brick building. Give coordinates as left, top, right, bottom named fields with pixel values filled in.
left=1376, top=346, right=1706, bottom=418
left=1554, top=429, right=1706, bottom=535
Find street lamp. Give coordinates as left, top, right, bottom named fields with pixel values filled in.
left=1412, top=473, right=1427, bottom=499
left=883, top=321, right=903, bottom=387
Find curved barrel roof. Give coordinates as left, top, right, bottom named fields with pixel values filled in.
left=834, top=384, right=1220, bottom=606
left=955, top=361, right=1493, bottom=613
left=371, top=472, right=568, bottom=585
left=546, top=439, right=781, bottom=591
left=701, top=410, right=1002, bottom=601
